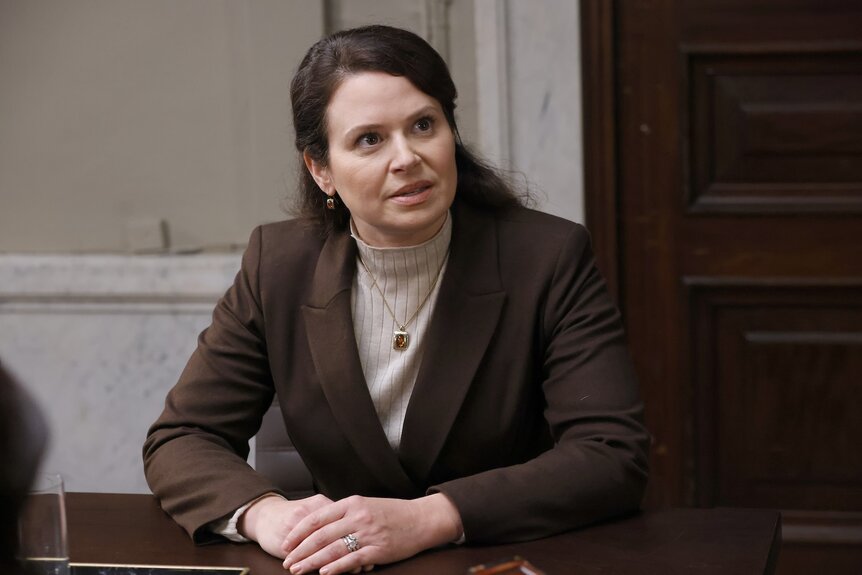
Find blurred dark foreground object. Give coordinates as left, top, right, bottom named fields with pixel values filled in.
left=0, top=361, right=49, bottom=574
left=468, top=556, right=547, bottom=575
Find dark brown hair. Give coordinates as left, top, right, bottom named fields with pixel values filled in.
left=290, top=24, right=523, bottom=234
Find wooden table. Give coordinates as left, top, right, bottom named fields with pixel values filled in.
left=67, top=493, right=781, bottom=574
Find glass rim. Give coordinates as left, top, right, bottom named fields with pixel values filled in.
left=30, top=472, right=65, bottom=493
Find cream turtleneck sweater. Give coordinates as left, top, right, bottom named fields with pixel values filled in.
left=350, top=214, right=452, bottom=450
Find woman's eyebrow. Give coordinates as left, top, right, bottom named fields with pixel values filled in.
left=409, top=105, right=439, bottom=118
left=342, top=122, right=382, bottom=142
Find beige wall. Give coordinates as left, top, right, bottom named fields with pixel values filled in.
left=0, top=0, right=323, bottom=253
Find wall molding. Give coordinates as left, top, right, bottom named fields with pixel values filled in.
left=0, top=253, right=241, bottom=301
left=473, top=0, right=511, bottom=169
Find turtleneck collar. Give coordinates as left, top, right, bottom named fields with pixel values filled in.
left=350, top=212, right=452, bottom=277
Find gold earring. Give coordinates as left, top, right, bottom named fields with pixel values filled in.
left=326, top=196, right=336, bottom=210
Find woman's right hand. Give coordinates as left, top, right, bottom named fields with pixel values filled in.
left=238, top=494, right=334, bottom=558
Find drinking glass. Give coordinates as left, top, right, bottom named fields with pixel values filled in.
left=18, top=473, right=70, bottom=575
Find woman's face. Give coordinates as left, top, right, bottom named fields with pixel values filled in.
left=305, top=72, right=457, bottom=247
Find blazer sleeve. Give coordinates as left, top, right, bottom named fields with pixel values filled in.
left=430, top=224, right=650, bottom=543
left=142, top=226, right=284, bottom=542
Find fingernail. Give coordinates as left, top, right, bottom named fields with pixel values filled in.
left=290, top=564, right=301, bottom=574
left=284, top=556, right=293, bottom=565
left=320, top=568, right=329, bottom=575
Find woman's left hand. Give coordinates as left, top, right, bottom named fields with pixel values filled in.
left=281, top=493, right=463, bottom=575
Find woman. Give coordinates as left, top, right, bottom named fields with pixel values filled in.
left=144, top=25, right=649, bottom=575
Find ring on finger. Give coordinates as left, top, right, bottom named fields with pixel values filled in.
left=342, top=533, right=359, bottom=553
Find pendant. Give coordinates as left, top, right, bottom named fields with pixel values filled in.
left=393, top=328, right=410, bottom=350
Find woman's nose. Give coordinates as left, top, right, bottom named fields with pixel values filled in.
left=390, top=137, right=420, bottom=172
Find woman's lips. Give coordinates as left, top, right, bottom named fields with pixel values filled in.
left=390, top=182, right=433, bottom=205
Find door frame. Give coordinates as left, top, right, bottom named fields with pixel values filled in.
left=580, top=0, right=621, bottom=303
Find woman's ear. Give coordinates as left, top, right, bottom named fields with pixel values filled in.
left=303, top=151, right=334, bottom=196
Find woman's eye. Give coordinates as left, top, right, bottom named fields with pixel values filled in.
left=357, top=133, right=380, bottom=147
left=415, top=117, right=434, bottom=132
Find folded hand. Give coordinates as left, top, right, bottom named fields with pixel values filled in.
left=281, top=493, right=462, bottom=575
left=238, top=494, right=334, bottom=559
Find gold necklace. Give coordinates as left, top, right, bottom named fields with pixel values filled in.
left=357, top=248, right=449, bottom=350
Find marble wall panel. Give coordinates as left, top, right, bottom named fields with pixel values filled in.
left=0, top=254, right=242, bottom=493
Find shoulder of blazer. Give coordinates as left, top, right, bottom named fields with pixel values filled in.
left=252, top=218, right=358, bottom=312
left=454, top=202, right=591, bottom=273
left=257, top=218, right=327, bottom=258
left=254, top=218, right=329, bottom=277
left=494, top=204, right=589, bottom=243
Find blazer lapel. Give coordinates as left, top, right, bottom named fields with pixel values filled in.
left=301, top=231, right=417, bottom=496
left=398, top=203, right=506, bottom=482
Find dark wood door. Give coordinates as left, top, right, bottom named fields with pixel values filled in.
left=581, top=1, right=862, bottom=573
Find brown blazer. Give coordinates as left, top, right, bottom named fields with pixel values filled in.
left=143, top=199, right=649, bottom=544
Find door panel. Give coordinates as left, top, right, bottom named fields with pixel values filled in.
left=685, top=50, right=862, bottom=213
left=582, top=1, right=862, bottom=572
left=689, top=281, right=862, bottom=510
